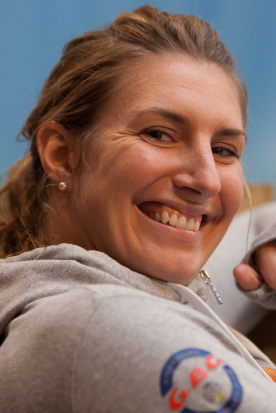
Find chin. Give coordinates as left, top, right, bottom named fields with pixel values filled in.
left=134, top=254, right=203, bottom=286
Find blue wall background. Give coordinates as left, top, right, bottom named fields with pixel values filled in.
left=1, top=0, right=276, bottom=187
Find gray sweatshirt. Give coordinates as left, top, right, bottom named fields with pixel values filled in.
left=0, top=243, right=275, bottom=413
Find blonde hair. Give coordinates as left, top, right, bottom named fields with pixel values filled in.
left=0, top=4, right=248, bottom=257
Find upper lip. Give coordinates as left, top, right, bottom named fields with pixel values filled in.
left=134, top=197, right=215, bottom=222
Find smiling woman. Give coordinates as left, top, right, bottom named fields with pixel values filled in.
left=0, top=5, right=275, bottom=413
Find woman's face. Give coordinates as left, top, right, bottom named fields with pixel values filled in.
left=69, top=54, right=246, bottom=284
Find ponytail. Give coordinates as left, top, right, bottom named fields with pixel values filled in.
left=0, top=154, right=46, bottom=257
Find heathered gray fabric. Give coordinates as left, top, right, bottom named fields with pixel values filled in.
left=0, top=243, right=275, bottom=413
left=241, top=222, right=276, bottom=310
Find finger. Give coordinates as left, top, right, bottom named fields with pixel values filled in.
left=255, top=245, right=276, bottom=290
left=233, top=263, right=263, bottom=291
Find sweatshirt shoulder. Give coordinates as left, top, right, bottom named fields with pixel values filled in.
left=72, top=287, right=276, bottom=412
left=0, top=283, right=275, bottom=413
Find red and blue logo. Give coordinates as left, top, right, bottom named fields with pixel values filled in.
left=160, top=348, right=242, bottom=413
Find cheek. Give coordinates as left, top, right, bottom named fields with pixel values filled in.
left=220, top=165, right=244, bottom=219
left=106, top=145, right=168, bottom=193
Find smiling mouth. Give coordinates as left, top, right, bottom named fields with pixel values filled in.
left=138, top=202, right=204, bottom=232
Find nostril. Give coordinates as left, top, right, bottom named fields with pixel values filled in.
left=172, top=154, right=221, bottom=198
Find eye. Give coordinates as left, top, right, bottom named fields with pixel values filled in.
left=144, top=129, right=173, bottom=142
left=212, top=146, right=238, bottom=158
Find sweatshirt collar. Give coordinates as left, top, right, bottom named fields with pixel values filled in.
left=0, top=243, right=208, bottom=336
left=5, top=243, right=208, bottom=302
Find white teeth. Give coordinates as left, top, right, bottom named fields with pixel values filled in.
left=155, top=212, right=161, bottom=222
left=186, top=218, right=195, bottom=231
left=176, top=216, right=187, bottom=229
left=194, top=221, right=200, bottom=232
left=169, top=213, right=178, bottom=226
left=161, top=211, right=170, bottom=224
left=146, top=209, right=201, bottom=232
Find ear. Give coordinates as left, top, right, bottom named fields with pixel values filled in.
left=37, top=121, right=78, bottom=186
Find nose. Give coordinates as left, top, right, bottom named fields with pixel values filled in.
left=172, top=143, right=221, bottom=199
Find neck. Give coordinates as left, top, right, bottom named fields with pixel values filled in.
left=42, top=191, right=94, bottom=250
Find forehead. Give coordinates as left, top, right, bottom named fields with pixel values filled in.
left=98, top=53, right=243, bottom=130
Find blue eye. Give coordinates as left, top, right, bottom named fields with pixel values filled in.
left=145, top=129, right=172, bottom=142
left=212, top=146, right=238, bottom=158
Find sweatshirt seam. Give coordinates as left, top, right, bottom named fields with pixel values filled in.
left=70, top=288, right=100, bottom=413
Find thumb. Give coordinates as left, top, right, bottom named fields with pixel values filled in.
left=233, top=263, right=263, bottom=291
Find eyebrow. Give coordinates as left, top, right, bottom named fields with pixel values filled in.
left=216, top=127, right=247, bottom=142
left=133, top=107, right=189, bottom=127
left=133, top=107, right=247, bottom=142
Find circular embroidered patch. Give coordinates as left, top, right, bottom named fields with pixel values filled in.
left=160, top=348, right=243, bottom=413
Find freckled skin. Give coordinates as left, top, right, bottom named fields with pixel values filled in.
left=66, top=54, right=246, bottom=285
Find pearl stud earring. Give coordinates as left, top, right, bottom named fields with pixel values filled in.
left=58, top=182, right=68, bottom=191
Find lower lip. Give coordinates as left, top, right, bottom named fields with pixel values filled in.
left=136, top=206, right=204, bottom=241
